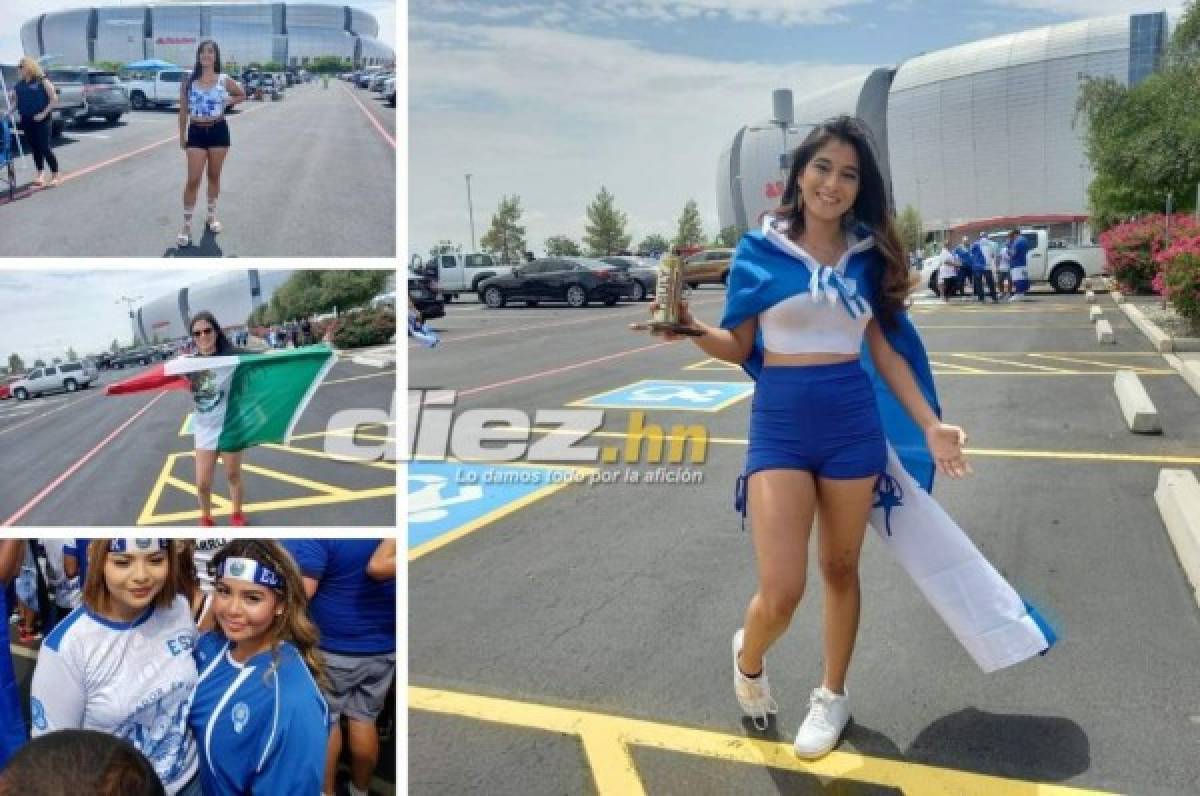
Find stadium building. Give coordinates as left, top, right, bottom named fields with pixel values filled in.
left=21, top=3, right=392, bottom=70
left=717, top=11, right=1170, bottom=243
left=134, top=269, right=295, bottom=344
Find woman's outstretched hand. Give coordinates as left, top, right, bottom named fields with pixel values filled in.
left=629, top=299, right=697, bottom=341
left=926, top=422, right=972, bottom=478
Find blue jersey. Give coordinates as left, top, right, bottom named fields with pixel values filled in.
left=283, top=540, right=396, bottom=655
left=1011, top=236, right=1030, bottom=268
left=0, top=584, right=26, bottom=769
left=953, top=245, right=972, bottom=269
left=190, top=633, right=329, bottom=796
left=969, top=241, right=987, bottom=270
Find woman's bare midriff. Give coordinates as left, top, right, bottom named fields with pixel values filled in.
left=762, top=350, right=858, bottom=366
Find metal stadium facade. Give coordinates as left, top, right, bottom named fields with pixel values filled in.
left=134, top=269, right=295, bottom=344
left=717, top=11, right=1170, bottom=241
left=21, top=3, right=393, bottom=70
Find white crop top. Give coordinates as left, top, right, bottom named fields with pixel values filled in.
left=758, top=218, right=875, bottom=355
left=188, top=74, right=229, bottom=119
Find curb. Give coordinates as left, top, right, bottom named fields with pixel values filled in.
left=1154, top=469, right=1200, bottom=608
left=1120, top=302, right=1173, bottom=352
left=352, top=354, right=397, bottom=368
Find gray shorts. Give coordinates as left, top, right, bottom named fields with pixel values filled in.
left=322, top=650, right=396, bottom=722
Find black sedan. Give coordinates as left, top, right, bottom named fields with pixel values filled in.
left=600, top=256, right=657, bottom=301
left=477, top=257, right=634, bottom=308
left=409, top=275, right=445, bottom=320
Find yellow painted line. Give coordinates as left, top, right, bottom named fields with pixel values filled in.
left=260, top=442, right=398, bottom=471
left=287, top=422, right=394, bottom=442
left=580, top=732, right=646, bottom=795
left=163, top=475, right=233, bottom=509
left=178, top=413, right=193, bottom=437
left=566, top=379, right=752, bottom=413
left=408, top=464, right=596, bottom=561
left=140, top=486, right=396, bottom=525
left=137, top=453, right=181, bottom=525
left=323, top=369, right=396, bottom=386
left=683, top=358, right=742, bottom=371
left=409, top=687, right=1113, bottom=795
left=948, top=353, right=1071, bottom=372
left=1025, top=353, right=1162, bottom=372
left=500, top=426, right=1200, bottom=465
left=238, top=463, right=351, bottom=496
left=927, top=360, right=989, bottom=374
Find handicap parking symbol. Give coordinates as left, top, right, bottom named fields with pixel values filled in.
left=569, top=380, right=753, bottom=412
left=408, top=459, right=587, bottom=557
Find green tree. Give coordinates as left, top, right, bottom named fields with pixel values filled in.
left=544, top=235, right=582, bottom=256
left=583, top=186, right=631, bottom=256
left=896, top=205, right=924, bottom=255
left=1076, top=1, right=1200, bottom=229
left=673, top=199, right=705, bottom=248
left=311, top=56, right=352, bottom=75
left=319, top=270, right=389, bottom=312
left=261, top=61, right=285, bottom=73
left=65, top=347, right=78, bottom=362
left=7, top=353, right=24, bottom=374
left=638, top=234, right=670, bottom=256
left=480, top=195, right=527, bottom=264
left=92, top=60, right=123, bottom=72
left=715, top=225, right=740, bottom=247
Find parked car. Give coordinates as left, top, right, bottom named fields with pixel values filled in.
left=9, top=361, right=98, bottom=400
left=369, top=71, right=392, bottom=92
left=2, top=63, right=85, bottom=138
left=49, top=67, right=128, bottom=125
left=0, top=375, right=19, bottom=400
left=600, top=256, right=657, bottom=301
left=683, top=248, right=734, bottom=288
left=110, top=349, right=156, bottom=368
left=409, top=274, right=445, bottom=321
left=383, top=77, right=396, bottom=107
left=477, top=257, right=634, bottom=308
left=414, top=250, right=512, bottom=302
left=123, top=68, right=188, bottom=110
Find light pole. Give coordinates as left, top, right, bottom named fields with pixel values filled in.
left=465, top=174, right=476, bottom=252
left=117, top=295, right=142, bottom=344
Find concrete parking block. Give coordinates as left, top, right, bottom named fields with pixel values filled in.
left=1120, top=303, right=1172, bottom=352
left=353, top=353, right=397, bottom=368
left=1110, top=291, right=1124, bottom=305
left=1113, top=370, right=1161, bottom=433
left=1095, top=319, right=1115, bottom=344
left=1154, top=469, right=1200, bottom=608
left=1089, top=306, right=1103, bottom=323
left=1086, top=290, right=1096, bottom=303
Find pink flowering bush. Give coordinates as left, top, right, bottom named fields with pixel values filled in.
left=1154, top=233, right=1200, bottom=330
left=1100, top=214, right=1200, bottom=295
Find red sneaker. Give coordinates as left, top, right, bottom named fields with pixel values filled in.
left=230, top=512, right=247, bottom=527
left=199, top=516, right=215, bottom=527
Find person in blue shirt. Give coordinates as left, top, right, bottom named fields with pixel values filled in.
left=1007, top=228, right=1032, bottom=301
left=968, top=233, right=999, bottom=303
left=5, top=58, right=60, bottom=188
left=0, top=540, right=27, bottom=770
left=283, top=539, right=396, bottom=796
left=952, top=237, right=973, bottom=298
left=189, top=540, right=330, bottom=796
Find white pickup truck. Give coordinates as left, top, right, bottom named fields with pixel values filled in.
left=124, top=69, right=188, bottom=110
left=919, top=229, right=1106, bottom=295
left=411, top=252, right=514, bottom=302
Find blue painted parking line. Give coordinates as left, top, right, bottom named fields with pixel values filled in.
left=566, top=380, right=753, bottom=412
left=408, top=459, right=594, bottom=560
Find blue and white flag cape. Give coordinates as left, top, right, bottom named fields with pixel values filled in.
left=720, top=219, right=1056, bottom=673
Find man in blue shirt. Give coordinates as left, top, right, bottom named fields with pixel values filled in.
left=953, top=236, right=973, bottom=298
left=969, top=233, right=999, bottom=303
left=284, top=540, right=395, bottom=796
left=1008, top=228, right=1032, bottom=301
left=0, top=540, right=27, bottom=769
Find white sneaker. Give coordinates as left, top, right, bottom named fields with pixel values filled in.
left=732, top=629, right=777, bottom=730
left=792, top=686, right=850, bottom=759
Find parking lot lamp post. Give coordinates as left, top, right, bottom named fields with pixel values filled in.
left=465, top=174, right=476, bottom=253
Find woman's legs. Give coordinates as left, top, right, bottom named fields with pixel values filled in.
left=221, top=451, right=243, bottom=518
left=205, top=147, right=228, bottom=229
left=35, top=118, right=58, bottom=177
left=194, top=449, right=218, bottom=522
left=738, top=468, right=818, bottom=675
left=182, top=148, right=208, bottom=239
left=21, top=120, right=45, bottom=180
left=814, top=475, right=876, bottom=694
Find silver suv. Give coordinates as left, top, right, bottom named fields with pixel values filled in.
left=10, top=361, right=98, bottom=400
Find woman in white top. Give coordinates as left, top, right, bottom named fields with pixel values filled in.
left=177, top=40, right=245, bottom=247
left=30, top=539, right=201, bottom=796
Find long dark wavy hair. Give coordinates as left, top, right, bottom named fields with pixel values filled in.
left=189, top=310, right=234, bottom=356
left=186, top=40, right=222, bottom=93
left=773, top=115, right=912, bottom=329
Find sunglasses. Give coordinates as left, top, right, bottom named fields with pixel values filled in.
left=192, top=327, right=215, bottom=338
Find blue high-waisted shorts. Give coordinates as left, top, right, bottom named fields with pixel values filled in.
left=745, top=360, right=886, bottom=481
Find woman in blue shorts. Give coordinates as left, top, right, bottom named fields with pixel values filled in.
left=643, top=116, right=972, bottom=759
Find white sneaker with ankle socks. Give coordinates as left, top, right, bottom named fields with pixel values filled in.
left=792, top=685, right=850, bottom=758
left=731, top=628, right=777, bottom=730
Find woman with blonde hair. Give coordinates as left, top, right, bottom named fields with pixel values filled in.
left=7, top=57, right=60, bottom=188
left=29, top=539, right=201, bottom=795
left=188, top=540, right=329, bottom=795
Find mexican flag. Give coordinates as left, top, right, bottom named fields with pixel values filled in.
left=107, top=345, right=336, bottom=450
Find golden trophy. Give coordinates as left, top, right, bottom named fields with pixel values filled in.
left=631, top=249, right=704, bottom=336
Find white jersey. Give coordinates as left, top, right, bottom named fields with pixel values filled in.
left=31, top=595, right=200, bottom=795
left=193, top=538, right=232, bottom=594
left=39, top=538, right=81, bottom=610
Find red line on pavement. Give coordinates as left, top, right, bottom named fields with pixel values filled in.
left=342, top=85, right=396, bottom=148
left=1, top=391, right=168, bottom=527
left=457, top=341, right=675, bottom=397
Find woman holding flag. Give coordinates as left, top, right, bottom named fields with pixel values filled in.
left=639, top=116, right=1054, bottom=759
left=107, top=311, right=336, bottom=527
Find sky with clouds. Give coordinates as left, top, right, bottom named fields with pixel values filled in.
left=409, top=0, right=1183, bottom=259
left=0, top=270, right=228, bottom=365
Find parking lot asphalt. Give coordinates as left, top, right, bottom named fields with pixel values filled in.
left=0, top=81, right=395, bottom=257
left=0, top=355, right=396, bottom=527
left=408, top=288, right=1200, bottom=795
